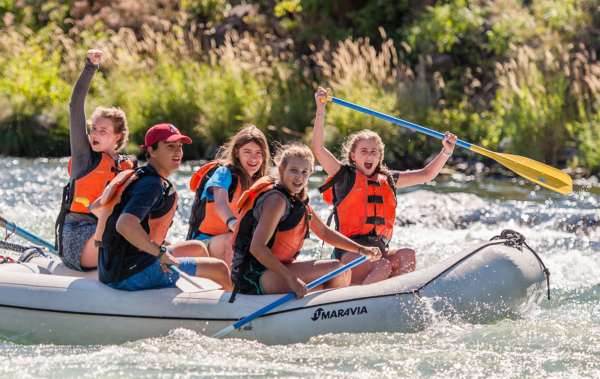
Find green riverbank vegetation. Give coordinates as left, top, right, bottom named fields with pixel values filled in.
left=1, top=0, right=600, bottom=173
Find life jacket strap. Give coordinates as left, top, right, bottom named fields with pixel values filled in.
left=317, top=165, right=349, bottom=194
left=367, top=195, right=384, bottom=204
left=365, top=216, right=386, bottom=225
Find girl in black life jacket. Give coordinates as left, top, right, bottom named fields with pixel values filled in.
left=230, top=143, right=381, bottom=299
left=312, top=87, right=458, bottom=285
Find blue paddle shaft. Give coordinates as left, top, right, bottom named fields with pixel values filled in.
left=228, top=255, right=368, bottom=331
left=0, top=216, right=57, bottom=254
left=330, top=97, right=472, bottom=150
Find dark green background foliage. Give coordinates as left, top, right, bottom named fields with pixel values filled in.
left=1, top=0, right=599, bottom=172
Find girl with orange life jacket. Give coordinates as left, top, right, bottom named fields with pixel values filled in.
left=54, top=49, right=137, bottom=272
left=229, top=142, right=381, bottom=301
left=187, top=125, right=270, bottom=266
left=312, top=87, right=458, bottom=285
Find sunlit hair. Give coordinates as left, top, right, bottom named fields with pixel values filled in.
left=273, top=141, right=315, bottom=201
left=86, top=106, right=129, bottom=152
left=215, top=124, right=270, bottom=191
left=341, top=129, right=395, bottom=187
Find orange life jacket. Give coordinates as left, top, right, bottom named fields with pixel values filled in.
left=54, top=153, right=137, bottom=257
left=94, top=167, right=178, bottom=286
left=187, top=162, right=242, bottom=239
left=67, top=154, right=137, bottom=214
left=232, top=176, right=312, bottom=264
left=318, top=165, right=396, bottom=250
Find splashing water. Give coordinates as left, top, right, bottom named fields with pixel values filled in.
left=1, top=157, right=599, bottom=378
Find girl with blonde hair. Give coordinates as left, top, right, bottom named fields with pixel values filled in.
left=312, top=87, right=457, bottom=285
left=229, top=142, right=381, bottom=300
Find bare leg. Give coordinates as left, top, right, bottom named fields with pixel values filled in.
left=194, top=257, right=233, bottom=292
left=207, top=233, right=234, bottom=267
left=384, top=248, right=416, bottom=277
left=170, top=240, right=209, bottom=258
left=80, top=235, right=99, bottom=268
left=260, top=259, right=352, bottom=295
left=340, top=252, right=391, bottom=285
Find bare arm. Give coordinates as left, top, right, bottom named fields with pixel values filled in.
left=249, top=194, right=307, bottom=297
left=309, top=212, right=381, bottom=260
left=396, top=132, right=458, bottom=188
left=116, top=213, right=179, bottom=271
left=312, top=87, right=341, bottom=177
left=213, top=187, right=236, bottom=228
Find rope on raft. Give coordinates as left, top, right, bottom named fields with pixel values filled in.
left=0, top=240, right=49, bottom=262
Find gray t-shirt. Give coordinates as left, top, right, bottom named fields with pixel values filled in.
left=65, top=59, right=100, bottom=224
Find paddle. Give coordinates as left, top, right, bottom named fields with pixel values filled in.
left=168, top=264, right=222, bottom=292
left=0, top=215, right=58, bottom=254
left=321, top=96, right=573, bottom=195
left=212, top=255, right=368, bottom=339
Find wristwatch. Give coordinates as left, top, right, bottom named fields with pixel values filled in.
left=157, top=245, right=168, bottom=260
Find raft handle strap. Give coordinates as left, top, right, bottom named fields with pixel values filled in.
left=524, top=241, right=551, bottom=300
left=491, top=229, right=551, bottom=300
left=412, top=239, right=507, bottom=297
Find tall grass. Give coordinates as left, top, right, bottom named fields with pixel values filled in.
left=1, top=0, right=600, bottom=172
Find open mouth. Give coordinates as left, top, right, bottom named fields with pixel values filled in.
left=364, top=162, right=373, bottom=170
left=246, top=162, right=259, bottom=170
left=292, top=181, right=303, bottom=189
left=92, top=140, right=99, bottom=147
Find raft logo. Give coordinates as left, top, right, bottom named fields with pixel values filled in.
left=310, top=306, right=367, bottom=321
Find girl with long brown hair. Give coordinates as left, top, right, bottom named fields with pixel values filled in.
left=187, top=125, right=270, bottom=266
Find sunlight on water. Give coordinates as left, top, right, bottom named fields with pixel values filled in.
left=1, top=157, right=599, bottom=378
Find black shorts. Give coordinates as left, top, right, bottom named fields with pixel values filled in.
left=234, top=258, right=268, bottom=295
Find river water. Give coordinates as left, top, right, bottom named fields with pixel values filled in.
left=0, top=157, right=599, bottom=378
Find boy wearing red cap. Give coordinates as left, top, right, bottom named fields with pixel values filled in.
left=92, top=124, right=233, bottom=291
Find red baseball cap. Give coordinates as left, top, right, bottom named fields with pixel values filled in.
left=140, top=124, right=192, bottom=149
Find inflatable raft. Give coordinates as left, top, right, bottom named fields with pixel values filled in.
left=0, top=231, right=549, bottom=345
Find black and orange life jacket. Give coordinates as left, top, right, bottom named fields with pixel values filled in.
left=54, top=153, right=137, bottom=257
left=318, top=165, right=397, bottom=251
left=94, top=166, right=178, bottom=286
left=67, top=154, right=137, bottom=214
left=229, top=176, right=312, bottom=302
left=186, top=162, right=242, bottom=240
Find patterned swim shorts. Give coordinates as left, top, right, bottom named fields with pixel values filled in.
left=61, top=221, right=97, bottom=272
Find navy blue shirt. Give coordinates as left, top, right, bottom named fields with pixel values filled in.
left=98, top=164, right=168, bottom=284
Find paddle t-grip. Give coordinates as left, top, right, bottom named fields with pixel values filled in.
left=75, top=197, right=91, bottom=210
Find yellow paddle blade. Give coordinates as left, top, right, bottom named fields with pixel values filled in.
left=470, top=145, right=573, bottom=195
left=74, top=197, right=90, bottom=208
